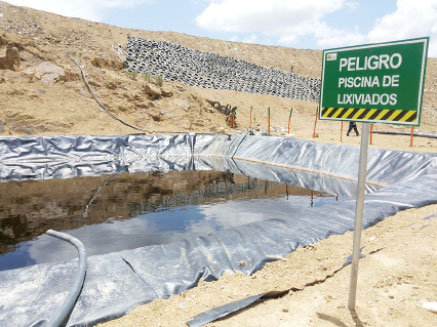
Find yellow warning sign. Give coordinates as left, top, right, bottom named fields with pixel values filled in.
left=320, top=107, right=417, bottom=123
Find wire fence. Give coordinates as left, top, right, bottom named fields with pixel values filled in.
left=230, top=105, right=436, bottom=148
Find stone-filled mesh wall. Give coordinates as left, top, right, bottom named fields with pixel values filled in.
left=125, top=37, right=321, bottom=102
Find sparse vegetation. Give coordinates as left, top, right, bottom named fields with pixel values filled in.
left=139, top=73, right=163, bottom=86
left=125, top=70, right=138, bottom=77
left=154, top=75, right=163, bottom=87
left=142, top=73, right=152, bottom=82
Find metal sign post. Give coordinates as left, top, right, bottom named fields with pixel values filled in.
left=318, top=37, right=428, bottom=311
left=348, top=122, right=369, bottom=310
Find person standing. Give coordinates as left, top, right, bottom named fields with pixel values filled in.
left=347, top=121, right=359, bottom=136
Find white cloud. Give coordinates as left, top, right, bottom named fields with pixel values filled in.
left=314, top=0, right=437, bottom=56
left=314, top=22, right=366, bottom=48
left=366, top=0, right=437, bottom=56
left=196, top=0, right=348, bottom=38
left=196, top=0, right=437, bottom=57
left=2, top=0, right=152, bottom=21
left=186, top=198, right=308, bottom=235
left=344, top=0, right=359, bottom=10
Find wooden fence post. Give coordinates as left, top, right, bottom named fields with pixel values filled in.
left=313, top=106, right=318, bottom=138
left=410, top=127, right=414, bottom=147
left=288, top=108, right=293, bottom=134
left=340, top=121, right=343, bottom=142
left=268, top=107, right=271, bottom=134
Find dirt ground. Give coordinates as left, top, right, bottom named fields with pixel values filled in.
left=0, top=1, right=436, bottom=151
left=0, top=2, right=436, bottom=327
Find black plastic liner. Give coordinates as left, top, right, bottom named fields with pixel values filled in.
left=0, top=134, right=436, bottom=326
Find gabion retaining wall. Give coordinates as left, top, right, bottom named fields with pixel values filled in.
left=125, top=37, right=321, bottom=102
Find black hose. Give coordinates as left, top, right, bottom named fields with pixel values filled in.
left=68, top=55, right=187, bottom=135
left=372, top=130, right=437, bottom=139
left=68, top=55, right=152, bottom=133
left=46, top=230, right=87, bottom=327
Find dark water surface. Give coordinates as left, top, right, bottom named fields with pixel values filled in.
left=0, top=170, right=339, bottom=271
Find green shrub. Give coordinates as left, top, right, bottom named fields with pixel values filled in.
left=142, top=73, right=152, bottom=82
left=125, top=71, right=138, bottom=76
left=154, top=75, right=163, bottom=87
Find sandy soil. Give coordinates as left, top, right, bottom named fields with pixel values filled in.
left=0, top=2, right=436, bottom=326
left=0, top=0, right=436, bottom=151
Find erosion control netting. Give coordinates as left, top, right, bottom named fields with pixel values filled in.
left=0, top=134, right=436, bottom=327
left=125, top=37, right=320, bottom=101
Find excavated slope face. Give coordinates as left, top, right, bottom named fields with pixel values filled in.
left=125, top=37, right=321, bottom=102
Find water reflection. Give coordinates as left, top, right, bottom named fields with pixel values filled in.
left=0, top=170, right=334, bottom=270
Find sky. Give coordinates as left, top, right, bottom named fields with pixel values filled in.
left=3, top=0, right=437, bottom=57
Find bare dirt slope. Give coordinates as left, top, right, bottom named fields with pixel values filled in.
left=0, top=1, right=436, bottom=153
left=0, top=0, right=320, bottom=137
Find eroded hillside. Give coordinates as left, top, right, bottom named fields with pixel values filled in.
left=0, top=1, right=436, bottom=139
